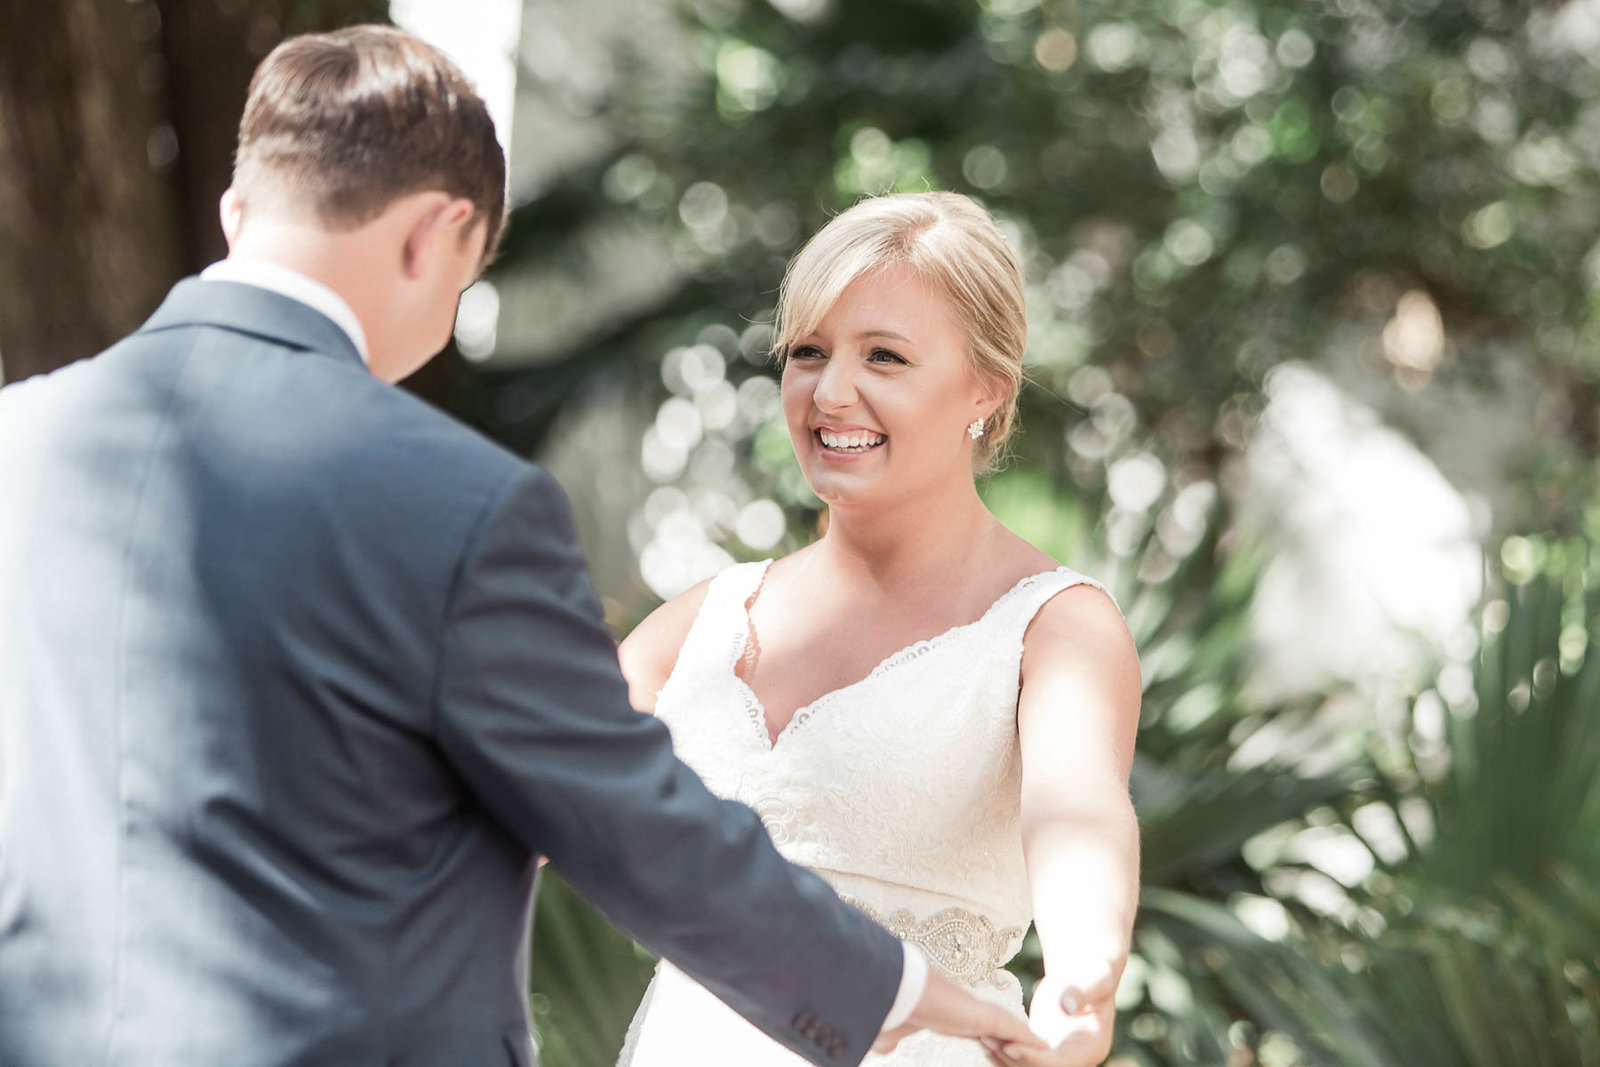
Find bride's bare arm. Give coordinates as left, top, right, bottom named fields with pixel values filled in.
left=616, top=579, right=713, bottom=713
left=1012, top=585, right=1142, bottom=1066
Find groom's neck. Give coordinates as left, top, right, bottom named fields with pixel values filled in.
left=226, top=219, right=384, bottom=319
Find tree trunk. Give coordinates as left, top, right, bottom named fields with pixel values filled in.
left=153, top=0, right=276, bottom=273
left=0, top=0, right=185, bottom=383
left=0, top=0, right=392, bottom=385
left=154, top=0, right=391, bottom=272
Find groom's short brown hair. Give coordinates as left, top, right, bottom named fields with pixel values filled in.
left=234, top=25, right=506, bottom=254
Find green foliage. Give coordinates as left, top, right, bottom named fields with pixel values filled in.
left=529, top=872, right=657, bottom=1067
left=1417, top=537, right=1600, bottom=911
left=1104, top=538, right=1600, bottom=1066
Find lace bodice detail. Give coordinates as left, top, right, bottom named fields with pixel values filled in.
left=653, top=560, right=1110, bottom=966
left=619, top=560, right=1113, bottom=1066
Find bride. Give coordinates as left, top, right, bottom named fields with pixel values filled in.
left=616, top=192, right=1141, bottom=1066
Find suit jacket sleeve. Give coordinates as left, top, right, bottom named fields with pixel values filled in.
left=431, top=465, right=904, bottom=1066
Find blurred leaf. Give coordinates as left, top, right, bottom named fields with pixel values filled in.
left=529, top=872, right=656, bottom=1067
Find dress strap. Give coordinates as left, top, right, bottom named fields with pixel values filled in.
left=703, top=559, right=769, bottom=613
left=656, top=560, right=772, bottom=706
left=985, top=567, right=1119, bottom=649
left=710, top=559, right=770, bottom=660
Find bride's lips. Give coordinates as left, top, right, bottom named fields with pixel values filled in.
left=812, top=424, right=887, bottom=461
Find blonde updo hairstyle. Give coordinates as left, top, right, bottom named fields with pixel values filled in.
left=774, top=191, right=1027, bottom=474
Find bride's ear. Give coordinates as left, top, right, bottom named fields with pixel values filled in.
left=974, top=374, right=1006, bottom=425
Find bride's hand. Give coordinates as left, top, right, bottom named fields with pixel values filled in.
left=992, top=962, right=1120, bottom=1066
left=872, top=971, right=1045, bottom=1056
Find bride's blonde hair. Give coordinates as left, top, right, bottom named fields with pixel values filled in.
left=774, top=192, right=1027, bottom=473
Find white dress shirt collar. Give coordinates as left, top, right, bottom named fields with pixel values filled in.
left=200, top=258, right=370, bottom=365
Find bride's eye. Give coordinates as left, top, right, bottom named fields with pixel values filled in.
left=868, top=348, right=907, bottom=365
left=789, top=344, right=825, bottom=361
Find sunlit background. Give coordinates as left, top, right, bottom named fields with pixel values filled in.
left=4, top=0, right=1599, bottom=1063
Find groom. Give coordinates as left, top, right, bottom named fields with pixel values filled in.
left=0, top=24, right=1040, bottom=1067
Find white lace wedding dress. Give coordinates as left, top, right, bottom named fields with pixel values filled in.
left=617, top=559, right=1108, bottom=1066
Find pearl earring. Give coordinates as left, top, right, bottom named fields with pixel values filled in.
left=967, top=418, right=985, bottom=440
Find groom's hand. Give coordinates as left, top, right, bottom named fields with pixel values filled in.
left=872, top=971, right=1045, bottom=1057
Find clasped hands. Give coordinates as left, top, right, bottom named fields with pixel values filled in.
left=876, top=955, right=1119, bottom=1067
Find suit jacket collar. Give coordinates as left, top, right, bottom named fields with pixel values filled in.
left=137, top=277, right=366, bottom=368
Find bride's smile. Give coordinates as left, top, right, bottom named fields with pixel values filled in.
left=813, top=424, right=887, bottom=457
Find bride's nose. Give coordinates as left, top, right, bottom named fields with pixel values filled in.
left=811, top=355, right=859, bottom=412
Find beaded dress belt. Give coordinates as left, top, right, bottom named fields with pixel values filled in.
left=842, top=896, right=1025, bottom=987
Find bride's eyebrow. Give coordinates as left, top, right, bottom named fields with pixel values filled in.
left=854, top=328, right=912, bottom=343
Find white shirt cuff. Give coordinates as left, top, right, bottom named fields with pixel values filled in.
left=879, top=941, right=929, bottom=1032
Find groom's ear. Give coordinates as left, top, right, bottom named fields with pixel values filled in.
left=400, top=194, right=478, bottom=280
left=219, top=187, right=245, bottom=250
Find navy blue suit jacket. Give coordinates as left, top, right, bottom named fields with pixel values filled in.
left=0, top=280, right=901, bottom=1066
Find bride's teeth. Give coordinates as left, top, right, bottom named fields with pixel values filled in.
left=818, top=429, right=885, bottom=451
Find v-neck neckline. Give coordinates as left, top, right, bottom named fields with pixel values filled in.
left=726, top=560, right=1069, bottom=750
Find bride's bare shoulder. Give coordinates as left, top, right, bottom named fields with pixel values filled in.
left=617, top=578, right=717, bottom=713
left=992, top=525, right=1068, bottom=582
left=990, top=527, right=1123, bottom=637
